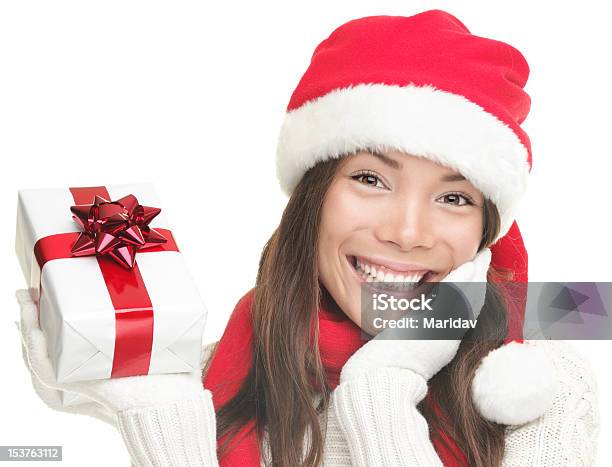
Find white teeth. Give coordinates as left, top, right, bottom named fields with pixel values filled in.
left=353, top=257, right=427, bottom=287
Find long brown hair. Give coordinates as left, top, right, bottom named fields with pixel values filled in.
left=215, top=153, right=510, bottom=467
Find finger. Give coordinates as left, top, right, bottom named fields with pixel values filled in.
left=479, top=247, right=492, bottom=263
left=29, top=371, right=63, bottom=410
left=16, top=290, right=39, bottom=333
left=15, top=291, right=60, bottom=387
left=474, top=248, right=492, bottom=270
left=17, top=321, right=60, bottom=390
left=472, top=249, right=492, bottom=283
left=443, top=260, right=475, bottom=283
left=16, top=289, right=34, bottom=304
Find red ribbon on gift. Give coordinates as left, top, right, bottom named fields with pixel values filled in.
left=33, top=186, right=179, bottom=378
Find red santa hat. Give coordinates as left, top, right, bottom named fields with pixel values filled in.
left=275, top=10, right=557, bottom=426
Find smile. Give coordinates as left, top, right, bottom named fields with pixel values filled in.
left=347, top=255, right=435, bottom=289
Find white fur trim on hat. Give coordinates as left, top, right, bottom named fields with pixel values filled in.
left=471, top=341, right=558, bottom=426
left=276, top=83, right=531, bottom=240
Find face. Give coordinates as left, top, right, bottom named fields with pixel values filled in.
left=317, top=150, right=485, bottom=327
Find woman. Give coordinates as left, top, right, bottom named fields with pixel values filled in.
left=17, top=9, right=599, bottom=467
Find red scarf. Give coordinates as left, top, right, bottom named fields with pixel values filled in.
left=202, top=289, right=467, bottom=466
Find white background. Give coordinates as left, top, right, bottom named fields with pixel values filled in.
left=1, top=1, right=610, bottom=465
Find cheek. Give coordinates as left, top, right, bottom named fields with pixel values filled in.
left=433, top=212, right=483, bottom=264
left=318, top=185, right=352, bottom=278
left=317, top=182, right=371, bottom=324
left=325, top=183, right=374, bottom=225
left=318, top=182, right=374, bottom=249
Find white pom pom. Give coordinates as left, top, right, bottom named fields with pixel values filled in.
left=471, top=341, right=558, bottom=426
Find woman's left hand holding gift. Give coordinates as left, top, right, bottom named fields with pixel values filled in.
left=16, top=290, right=205, bottom=421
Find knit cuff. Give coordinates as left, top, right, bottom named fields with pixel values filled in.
left=333, top=367, right=443, bottom=467
left=116, top=390, right=219, bottom=467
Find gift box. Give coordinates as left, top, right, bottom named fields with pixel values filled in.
left=16, top=183, right=207, bottom=406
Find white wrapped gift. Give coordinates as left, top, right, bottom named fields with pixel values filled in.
left=16, top=183, right=207, bottom=406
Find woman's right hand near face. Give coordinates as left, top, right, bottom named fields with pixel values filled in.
left=340, top=248, right=492, bottom=384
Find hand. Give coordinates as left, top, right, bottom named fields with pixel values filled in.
left=17, top=289, right=205, bottom=414
left=340, top=248, right=492, bottom=383
left=15, top=315, right=117, bottom=427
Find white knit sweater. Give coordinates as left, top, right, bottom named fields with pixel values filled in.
left=102, top=339, right=598, bottom=466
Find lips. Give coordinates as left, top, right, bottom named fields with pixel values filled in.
left=347, top=255, right=436, bottom=287
left=347, top=255, right=435, bottom=279
left=354, top=255, right=432, bottom=275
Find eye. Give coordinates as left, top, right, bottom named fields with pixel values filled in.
left=351, top=170, right=386, bottom=189
left=437, top=192, right=474, bottom=206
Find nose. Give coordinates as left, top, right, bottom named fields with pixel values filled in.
left=374, top=196, right=435, bottom=251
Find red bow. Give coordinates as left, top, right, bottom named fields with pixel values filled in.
left=70, top=194, right=167, bottom=269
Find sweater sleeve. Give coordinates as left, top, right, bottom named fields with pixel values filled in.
left=501, top=340, right=600, bottom=466
left=116, top=391, right=219, bottom=467
left=332, top=366, right=444, bottom=467
left=114, top=342, right=220, bottom=467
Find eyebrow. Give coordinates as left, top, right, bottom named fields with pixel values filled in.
left=370, top=151, right=466, bottom=182
left=370, top=151, right=402, bottom=169
left=441, top=173, right=466, bottom=182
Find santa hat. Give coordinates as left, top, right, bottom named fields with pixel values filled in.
left=275, top=10, right=557, bottom=425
